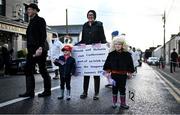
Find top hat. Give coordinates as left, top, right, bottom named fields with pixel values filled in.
left=27, top=3, right=40, bottom=12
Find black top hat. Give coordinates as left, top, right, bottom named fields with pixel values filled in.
left=27, top=3, right=40, bottom=12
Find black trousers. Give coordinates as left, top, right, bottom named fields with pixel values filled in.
left=170, top=61, right=176, bottom=73
left=60, top=75, right=71, bottom=90
left=111, top=74, right=127, bottom=95
left=83, top=76, right=100, bottom=95
left=25, top=51, right=51, bottom=93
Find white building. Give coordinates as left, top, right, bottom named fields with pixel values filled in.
left=152, top=34, right=180, bottom=64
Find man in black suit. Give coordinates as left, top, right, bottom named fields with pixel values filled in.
left=19, top=3, right=51, bottom=97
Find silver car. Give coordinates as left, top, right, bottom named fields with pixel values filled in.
left=147, top=57, right=159, bottom=65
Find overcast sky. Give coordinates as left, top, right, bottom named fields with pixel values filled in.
left=38, top=0, right=180, bottom=51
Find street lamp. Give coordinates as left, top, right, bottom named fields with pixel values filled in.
left=162, top=11, right=166, bottom=65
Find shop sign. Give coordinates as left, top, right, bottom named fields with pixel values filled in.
left=0, top=23, right=26, bottom=34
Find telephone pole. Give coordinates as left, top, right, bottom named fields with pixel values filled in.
left=66, top=9, right=68, bottom=35
left=162, top=11, right=166, bottom=64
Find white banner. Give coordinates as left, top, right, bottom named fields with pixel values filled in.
left=72, top=44, right=109, bottom=76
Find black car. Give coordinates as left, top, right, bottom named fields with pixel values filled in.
left=8, top=58, right=53, bottom=75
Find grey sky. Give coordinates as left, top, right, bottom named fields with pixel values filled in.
left=38, top=0, right=180, bottom=51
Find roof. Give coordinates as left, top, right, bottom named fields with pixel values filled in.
left=153, top=45, right=163, bottom=52
left=0, top=15, right=52, bottom=32
left=49, top=25, right=83, bottom=34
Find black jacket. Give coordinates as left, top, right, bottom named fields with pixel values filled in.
left=54, top=56, right=76, bottom=76
left=26, top=14, right=49, bottom=54
left=2, top=47, right=10, bottom=65
left=103, top=51, right=135, bottom=73
left=171, top=51, right=178, bottom=61
left=78, top=21, right=107, bottom=45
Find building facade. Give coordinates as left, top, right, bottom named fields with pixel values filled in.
left=152, top=34, right=180, bottom=64
left=0, top=0, right=52, bottom=60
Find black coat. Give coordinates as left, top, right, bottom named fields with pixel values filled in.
left=54, top=56, right=76, bottom=76
left=103, top=51, right=135, bottom=73
left=171, top=52, right=178, bottom=61
left=78, top=21, right=107, bottom=45
left=26, top=14, right=49, bottom=54
left=2, top=47, right=10, bottom=65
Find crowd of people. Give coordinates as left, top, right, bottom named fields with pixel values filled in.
left=16, top=3, right=138, bottom=110
left=2, top=3, right=179, bottom=111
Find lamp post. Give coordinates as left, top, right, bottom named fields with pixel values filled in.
left=162, top=11, right=166, bottom=65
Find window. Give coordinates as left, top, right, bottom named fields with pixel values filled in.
left=0, top=0, right=5, bottom=16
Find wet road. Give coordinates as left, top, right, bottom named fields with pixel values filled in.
left=0, top=63, right=179, bottom=114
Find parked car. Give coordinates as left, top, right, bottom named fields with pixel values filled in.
left=147, top=57, right=159, bottom=65
left=8, top=58, right=26, bottom=74
left=8, top=58, right=53, bottom=75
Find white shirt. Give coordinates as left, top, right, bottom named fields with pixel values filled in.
left=48, top=38, right=64, bottom=60
left=130, top=50, right=140, bottom=67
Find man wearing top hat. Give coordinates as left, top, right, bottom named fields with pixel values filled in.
left=19, top=3, right=51, bottom=97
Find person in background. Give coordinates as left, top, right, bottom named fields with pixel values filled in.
left=48, top=33, right=63, bottom=80
left=159, top=56, right=164, bottom=69
left=130, top=47, right=139, bottom=75
left=103, top=36, right=134, bottom=109
left=170, top=48, right=178, bottom=73
left=54, top=45, right=76, bottom=100
left=77, top=10, right=107, bottom=100
left=2, top=44, right=11, bottom=75
left=19, top=3, right=51, bottom=98
left=136, top=48, right=142, bottom=67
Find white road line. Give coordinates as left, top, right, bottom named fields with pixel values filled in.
left=0, top=86, right=60, bottom=108
left=154, top=70, right=180, bottom=103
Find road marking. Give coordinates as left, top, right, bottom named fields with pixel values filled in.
left=158, top=69, right=180, bottom=84
left=154, top=71, right=180, bottom=103
left=0, top=86, right=60, bottom=108
left=155, top=71, right=180, bottom=96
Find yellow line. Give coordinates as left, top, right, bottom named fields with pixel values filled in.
left=154, top=71, right=180, bottom=103
left=159, top=69, right=180, bottom=84
left=155, top=71, right=180, bottom=95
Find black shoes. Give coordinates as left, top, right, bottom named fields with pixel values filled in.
left=19, top=92, right=35, bottom=98
left=80, top=93, right=87, bottom=99
left=57, top=96, right=64, bottom=100
left=53, top=76, right=59, bottom=80
left=105, top=84, right=112, bottom=88
left=120, top=105, right=129, bottom=109
left=93, top=94, right=99, bottom=100
left=38, top=91, right=51, bottom=97
left=19, top=91, right=51, bottom=98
